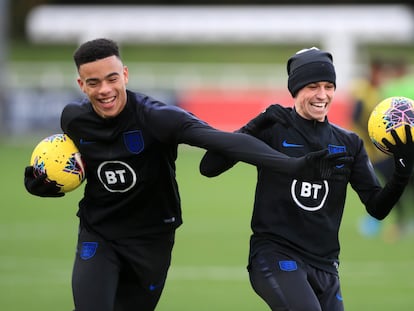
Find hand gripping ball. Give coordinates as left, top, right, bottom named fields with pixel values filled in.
left=368, top=96, right=414, bottom=155
left=30, top=134, right=86, bottom=193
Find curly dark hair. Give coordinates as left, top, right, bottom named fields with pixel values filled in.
left=73, top=38, right=120, bottom=69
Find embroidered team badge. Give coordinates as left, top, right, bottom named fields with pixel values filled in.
left=123, top=130, right=144, bottom=154
left=328, top=144, right=346, bottom=155
left=80, top=242, right=98, bottom=260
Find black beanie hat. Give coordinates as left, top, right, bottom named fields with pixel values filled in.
left=287, top=47, right=336, bottom=97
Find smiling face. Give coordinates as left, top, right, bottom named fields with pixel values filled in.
left=294, top=81, right=335, bottom=122
left=77, top=55, right=129, bottom=119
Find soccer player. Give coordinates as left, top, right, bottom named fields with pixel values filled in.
left=200, top=47, right=414, bottom=310
left=23, top=39, right=347, bottom=311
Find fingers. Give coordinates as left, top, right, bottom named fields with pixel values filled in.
left=323, top=153, right=353, bottom=181
left=330, top=168, right=351, bottom=182
left=326, top=151, right=347, bottom=160
left=404, top=124, right=412, bottom=143
left=37, top=174, right=48, bottom=182
left=381, top=137, right=393, bottom=150
left=307, top=149, right=329, bottom=159
left=382, top=125, right=413, bottom=148
left=308, top=149, right=353, bottom=165
left=24, top=166, right=35, bottom=177
left=45, top=182, right=65, bottom=197
left=333, top=156, right=354, bottom=165
left=25, top=166, right=48, bottom=185
left=390, top=128, right=402, bottom=145
left=39, top=180, right=64, bottom=197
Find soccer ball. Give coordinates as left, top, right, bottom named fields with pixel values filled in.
left=368, top=96, right=414, bottom=155
left=30, top=134, right=86, bottom=193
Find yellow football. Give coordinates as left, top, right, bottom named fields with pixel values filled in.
left=30, top=134, right=86, bottom=193
left=368, top=96, right=414, bottom=155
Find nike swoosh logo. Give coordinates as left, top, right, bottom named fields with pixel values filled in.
left=80, top=138, right=95, bottom=145
left=399, top=158, right=406, bottom=168
left=282, top=140, right=304, bottom=148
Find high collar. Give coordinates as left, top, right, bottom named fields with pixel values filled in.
left=291, top=108, right=330, bottom=150
left=292, top=108, right=329, bottom=129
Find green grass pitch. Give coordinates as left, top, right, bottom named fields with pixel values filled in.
left=1, top=142, right=414, bottom=310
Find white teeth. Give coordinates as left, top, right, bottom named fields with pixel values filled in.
left=100, top=97, right=115, bottom=103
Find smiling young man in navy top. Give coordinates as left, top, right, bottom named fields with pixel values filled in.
left=200, top=47, right=414, bottom=310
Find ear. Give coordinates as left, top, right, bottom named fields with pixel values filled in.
left=77, top=77, right=86, bottom=93
left=123, top=66, right=129, bottom=84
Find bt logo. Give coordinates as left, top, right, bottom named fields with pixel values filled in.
left=291, top=180, right=329, bottom=211
left=300, top=182, right=323, bottom=199
left=105, top=170, right=127, bottom=184
left=97, top=161, right=137, bottom=193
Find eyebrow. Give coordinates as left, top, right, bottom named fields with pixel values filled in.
left=85, top=72, right=120, bottom=84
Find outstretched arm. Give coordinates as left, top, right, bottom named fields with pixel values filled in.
left=199, top=104, right=294, bottom=177
left=184, top=126, right=293, bottom=173
left=190, top=126, right=351, bottom=180
left=150, top=104, right=350, bottom=180
left=366, top=125, right=414, bottom=219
